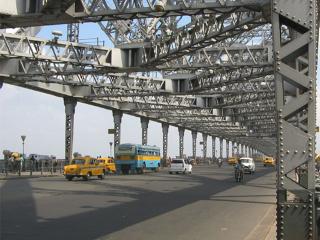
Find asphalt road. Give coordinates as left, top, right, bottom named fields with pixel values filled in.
left=0, top=163, right=276, bottom=240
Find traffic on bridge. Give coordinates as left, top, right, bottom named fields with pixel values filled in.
left=0, top=1, right=319, bottom=240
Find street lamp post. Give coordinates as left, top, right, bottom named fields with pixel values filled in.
left=21, top=135, right=26, bottom=174
left=109, top=142, right=113, bottom=157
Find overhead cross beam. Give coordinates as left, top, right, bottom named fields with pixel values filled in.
left=0, top=0, right=270, bottom=28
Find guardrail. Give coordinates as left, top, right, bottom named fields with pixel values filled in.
left=0, top=159, right=65, bottom=177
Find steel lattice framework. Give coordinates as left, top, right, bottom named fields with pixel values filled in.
left=0, top=1, right=318, bottom=239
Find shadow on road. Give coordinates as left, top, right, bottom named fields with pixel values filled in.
left=1, top=167, right=275, bottom=240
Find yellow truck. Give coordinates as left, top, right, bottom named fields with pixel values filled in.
left=263, top=156, right=275, bottom=167
left=64, top=156, right=105, bottom=181
left=97, top=157, right=116, bottom=173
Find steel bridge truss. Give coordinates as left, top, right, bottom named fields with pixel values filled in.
left=0, top=1, right=318, bottom=239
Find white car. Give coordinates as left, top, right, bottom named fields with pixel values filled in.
left=240, top=157, right=255, bottom=174
left=169, top=158, right=192, bottom=174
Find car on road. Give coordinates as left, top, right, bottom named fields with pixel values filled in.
left=263, top=156, right=275, bottom=167
left=97, top=157, right=116, bottom=173
left=240, top=157, right=255, bottom=174
left=169, top=158, right=192, bottom=174
left=227, top=156, right=239, bottom=165
left=64, top=156, right=105, bottom=181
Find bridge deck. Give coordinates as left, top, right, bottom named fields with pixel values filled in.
left=0, top=163, right=276, bottom=240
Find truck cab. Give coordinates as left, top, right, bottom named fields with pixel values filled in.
left=169, top=158, right=192, bottom=174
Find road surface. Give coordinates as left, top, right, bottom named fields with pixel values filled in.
left=0, top=163, right=276, bottom=240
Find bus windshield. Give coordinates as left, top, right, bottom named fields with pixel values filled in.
left=72, top=159, right=85, bottom=164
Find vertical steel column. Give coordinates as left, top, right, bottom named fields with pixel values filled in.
left=67, top=23, right=79, bottom=42
left=162, top=123, right=169, bottom=166
left=140, top=117, right=149, bottom=145
left=202, top=133, right=207, bottom=159
left=191, top=131, right=197, bottom=159
left=212, top=136, right=216, bottom=159
left=219, top=138, right=223, bottom=158
left=231, top=141, right=235, bottom=156
left=113, top=110, right=123, bottom=156
left=236, top=142, right=239, bottom=156
left=226, top=140, right=230, bottom=159
left=272, top=0, right=317, bottom=239
left=178, top=127, right=185, bottom=158
left=64, top=97, right=77, bottom=165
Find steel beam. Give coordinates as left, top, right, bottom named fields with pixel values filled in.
left=142, top=12, right=267, bottom=66
left=64, top=97, right=77, bottom=164
left=226, top=140, right=230, bottom=159
left=272, top=0, right=317, bottom=239
left=140, top=117, right=149, bottom=145
left=192, top=131, right=197, bottom=160
left=202, top=133, right=208, bottom=159
left=219, top=137, right=223, bottom=158
left=178, top=127, right=185, bottom=158
left=212, top=136, right=216, bottom=159
left=162, top=123, right=169, bottom=166
left=113, top=110, right=122, bottom=154
left=0, top=0, right=270, bottom=28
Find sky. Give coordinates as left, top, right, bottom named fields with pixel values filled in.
left=0, top=23, right=319, bottom=159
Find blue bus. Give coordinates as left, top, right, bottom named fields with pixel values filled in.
left=115, top=143, right=161, bottom=174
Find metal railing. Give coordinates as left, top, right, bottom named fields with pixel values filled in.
left=0, top=159, right=65, bottom=177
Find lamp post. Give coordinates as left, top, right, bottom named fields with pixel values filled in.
left=21, top=135, right=26, bottom=173
left=109, top=142, right=113, bottom=157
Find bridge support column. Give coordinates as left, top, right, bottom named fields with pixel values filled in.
left=212, top=136, right=216, bottom=159
left=219, top=138, right=223, bottom=158
left=272, top=1, right=317, bottom=238
left=162, top=123, right=169, bottom=167
left=231, top=141, right=234, bottom=156
left=113, top=110, right=123, bottom=155
left=140, top=117, right=149, bottom=145
left=226, top=140, right=230, bottom=159
left=191, top=131, right=197, bottom=160
left=64, top=97, right=77, bottom=165
left=202, top=133, right=207, bottom=159
left=235, top=143, right=239, bottom=156
left=178, top=127, right=184, bottom=158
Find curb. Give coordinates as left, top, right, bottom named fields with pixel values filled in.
left=0, top=174, right=61, bottom=180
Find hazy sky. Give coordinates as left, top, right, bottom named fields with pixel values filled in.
left=0, top=24, right=319, bottom=158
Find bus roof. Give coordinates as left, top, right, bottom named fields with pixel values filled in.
left=119, top=143, right=160, bottom=150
